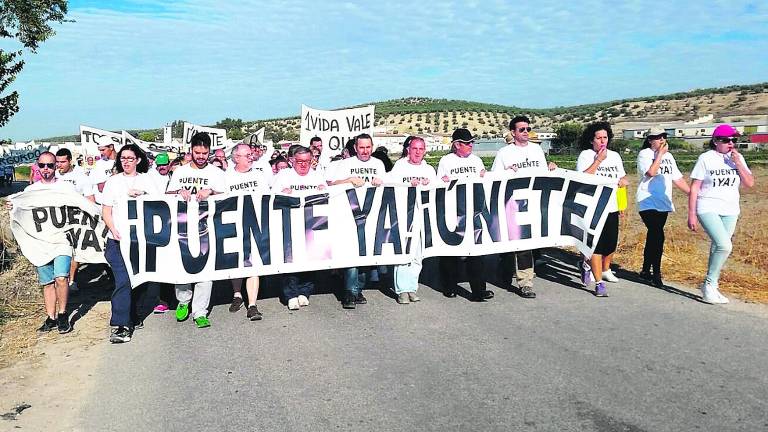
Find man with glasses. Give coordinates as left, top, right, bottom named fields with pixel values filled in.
left=272, top=146, right=327, bottom=310
left=223, top=143, right=271, bottom=320
left=491, top=115, right=558, bottom=299
left=90, top=135, right=118, bottom=204
left=326, top=133, right=386, bottom=309
left=166, top=133, right=226, bottom=328
left=16, top=152, right=77, bottom=334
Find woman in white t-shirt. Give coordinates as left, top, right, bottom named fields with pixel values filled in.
left=636, top=128, right=690, bottom=287
left=576, top=122, right=628, bottom=297
left=436, top=129, right=493, bottom=302
left=688, top=124, right=755, bottom=304
left=101, top=144, right=157, bottom=343
left=389, top=136, right=437, bottom=304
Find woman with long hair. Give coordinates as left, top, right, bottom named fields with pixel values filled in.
left=688, top=124, right=754, bottom=304
left=576, top=122, right=628, bottom=297
left=636, top=127, right=690, bottom=287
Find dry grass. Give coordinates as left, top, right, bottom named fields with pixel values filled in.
left=616, top=168, right=768, bottom=302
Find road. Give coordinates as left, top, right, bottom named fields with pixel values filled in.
left=76, top=254, right=768, bottom=432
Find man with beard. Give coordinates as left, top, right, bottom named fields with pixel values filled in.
left=326, top=133, right=385, bottom=309
left=166, top=133, right=226, bottom=328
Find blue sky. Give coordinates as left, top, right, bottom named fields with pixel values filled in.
left=1, top=0, right=766, bottom=140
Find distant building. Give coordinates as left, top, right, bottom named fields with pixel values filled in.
left=621, top=121, right=768, bottom=140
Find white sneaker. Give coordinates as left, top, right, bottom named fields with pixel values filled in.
left=287, top=297, right=300, bottom=310
left=700, top=283, right=721, bottom=304
left=714, top=289, right=730, bottom=304
left=297, top=295, right=309, bottom=307
left=602, top=270, right=619, bottom=283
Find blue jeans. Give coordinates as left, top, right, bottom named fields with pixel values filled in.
left=698, top=213, right=738, bottom=287
left=344, top=267, right=371, bottom=297
left=105, top=239, right=132, bottom=327
left=36, top=255, right=71, bottom=285
left=284, top=272, right=314, bottom=300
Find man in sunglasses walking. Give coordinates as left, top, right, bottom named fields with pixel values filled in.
left=492, top=115, right=558, bottom=299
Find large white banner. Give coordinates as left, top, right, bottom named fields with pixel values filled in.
left=122, top=131, right=152, bottom=153
left=300, top=104, right=375, bottom=157
left=9, top=188, right=108, bottom=266
left=110, top=170, right=614, bottom=285
left=80, top=125, right=123, bottom=156
left=181, top=122, right=227, bottom=152
left=115, top=186, right=414, bottom=285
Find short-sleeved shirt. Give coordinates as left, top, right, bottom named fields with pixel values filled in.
left=389, top=158, right=437, bottom=185
left=491, top=143, right=548, bottom=175
left=690, top=150, right=751, bottom=216
left=576, top=149, right=626, bottom=213
left=102, top=173, right=157, bottom=239
left=636, top=148, right=683, bottom=212
left=271, top=168, right=326, bottom=194
left=90, top=158, right=116, bottom=203
left=145, top=169, right=170, bottom=195
left=325, top=157, right=386, bottom=184
left=56, top=166, right=94, bottom=197
left=225, top=164, right=271, bottom=193
left=166, top=163, right=226, bottom=194
left=436, top=153, right=485, bottom=180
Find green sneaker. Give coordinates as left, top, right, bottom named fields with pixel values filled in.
left=176, top=303, right=190, bottom=322
left=194, top=316, right=211, bottom=328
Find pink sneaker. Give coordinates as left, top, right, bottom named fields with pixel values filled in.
left=153, top=304, right=169, bottom=314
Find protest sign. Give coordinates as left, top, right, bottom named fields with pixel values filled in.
left=300, top=104, right=375, bottom=160
left=181, top=122, right=227, bottom=152
left=80, top=125, right=123, bottom=156
left=122, top=131, right=152, bottom=153
left=112, top=170, right=613, bottom=285
left=10, top=188, right=108, bottom=266
left=0, top=142, right=49, bottom=166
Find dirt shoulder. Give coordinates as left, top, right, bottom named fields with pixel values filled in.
left=0, top=301, right=109, bottom=431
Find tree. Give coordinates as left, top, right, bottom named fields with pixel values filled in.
left=553, top=122, right=584, bottom=150
left=0, top=0, right=69, bottom=127
left=139, top=131, right=157, bottom=142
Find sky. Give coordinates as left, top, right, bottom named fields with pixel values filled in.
left=1, top=0, right=766, bottom=141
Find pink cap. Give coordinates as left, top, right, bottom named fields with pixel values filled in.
left=712, top=124, right=740, bottom=137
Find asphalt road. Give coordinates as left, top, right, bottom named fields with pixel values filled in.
left=77, top=254, right=768, bottom=432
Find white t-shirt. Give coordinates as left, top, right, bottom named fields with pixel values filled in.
left=166, top=164, right=226, bottom=195
left=325, top=157, right=386, bottom=184
left=636, top=148, right=683, bottom=212
left=271, top=168, right=326, bottom=194
left=576, top=149, right=626, bottom=213
left=251, top=157, right=274, bottom=184
left=90, top=158, right=116, bottom=203
left=56, top=166, right=94, bottom=197
left=389, top=158, right=437, bottom=185
left=436, top=153, right=485, bottom=180
left=225, top=165, right=272, bottom=193
left=102, top=173, right=157, bottom=239
left=145, top=169, right=170, bottom=195
left=690, top=150, right=751, bottom=216
left=491, top=143, right=548, bottom=175
left=24, top=179, right=76, bottom=193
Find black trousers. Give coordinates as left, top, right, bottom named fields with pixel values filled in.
left=639, top=210, right=669, bottom=275
left=440, top=256, right=486, bottom=296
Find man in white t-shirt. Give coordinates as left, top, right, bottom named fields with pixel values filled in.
left=13, top=152, right=76, bottom=334
left=55, top=148, right=95, bottom=294
left=272, top=146, right=327, bottom=310
left=326, top=134, right=386, bottom=309
left=90, top=135, right=119, bottom=204
left=146, top=152, right=172, bottom=195
left=223, top=143, right=271, bottom=320
left=491, top=115, right=557, bottom=299
left=166, top=132, right=226, bottom=328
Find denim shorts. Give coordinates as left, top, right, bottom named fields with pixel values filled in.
left=36, top=255, right=72, bottom=285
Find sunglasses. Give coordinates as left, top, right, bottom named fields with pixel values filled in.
left=715, top=137, right=738, bottom=144
left=37, top=162, right=55, bottom=169
left=517, top=127, right=532, bottom=133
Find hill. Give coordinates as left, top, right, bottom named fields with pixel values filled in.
left=37, top=82, right=768, bottom=143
